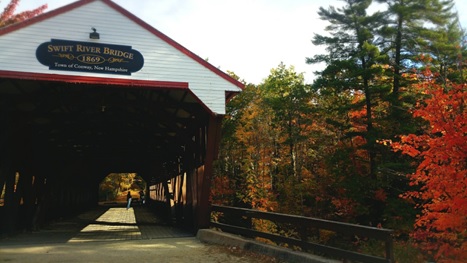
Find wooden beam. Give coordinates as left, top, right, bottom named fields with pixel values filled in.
left=196, top=115, right=223, bottom=229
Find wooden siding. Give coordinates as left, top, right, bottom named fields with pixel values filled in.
left=0, top=0, right=241, bottom=114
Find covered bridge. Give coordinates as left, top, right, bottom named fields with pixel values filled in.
left=0, top=0, right=243, bottom=234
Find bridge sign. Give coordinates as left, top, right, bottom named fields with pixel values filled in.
left=36, top=39, right=144, bottom=75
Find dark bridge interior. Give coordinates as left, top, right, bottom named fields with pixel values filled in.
left=2, top=78, right=206, bottom=167
left=0, top=77, right=219, bottom=235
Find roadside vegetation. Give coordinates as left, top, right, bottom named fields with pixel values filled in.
left=212, top=1, right=466, bottom=262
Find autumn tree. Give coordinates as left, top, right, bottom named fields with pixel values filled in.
left=260, top=63, right=317, bottom=214
left=374, top=0, right=464, bottom=154
left=0, top=0, right=47, bottom=28
left=308, top=0, right=387, bottom=180
left=98, top=173, right=145, bottom=202
left=99, top=173, right=125, bottom=201
left=376, top=0, right=458, bottom=94
left=213, top=64, right=317, bottom=215
left=306, top=0, right=400, bottom=226
left=212, top=76, right=279, bottom=211
left=390, top=75, right=466, bottom=262
left=418, top=16, right=467, bottom=84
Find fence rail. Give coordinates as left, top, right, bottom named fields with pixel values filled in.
left=210, top=205, right=394, bottom=263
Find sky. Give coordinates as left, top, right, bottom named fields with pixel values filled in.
left=4, top=0, right=467, bottom=85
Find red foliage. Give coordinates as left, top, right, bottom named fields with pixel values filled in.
left=391, top=76, right=467, bottom=262
left=210, top=175, right=235, bottom=206
left=0, top=0, right=47, bottom=27
left=374, top=188, right=387, bottom=202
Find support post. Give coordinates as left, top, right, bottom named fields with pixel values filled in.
left=3, top=168, right=17, bottom=235
left=196, top=115, right=222, bottom=229
left=162, top=180, right=172, bottom=224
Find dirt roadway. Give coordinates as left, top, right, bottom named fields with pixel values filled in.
left=0, top=237, right=281, bottom=263
left=0, top=206, right=281, bottom=263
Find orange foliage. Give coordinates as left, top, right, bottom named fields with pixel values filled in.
left=0, top=0, right=47, bottom=27
left=374, top=188, right=387, bottom=202
left=211, top=175, right=235, bottom=206
left=331, top=197, right=357, bottom=218
left=391, top=76, right=467, bottom=262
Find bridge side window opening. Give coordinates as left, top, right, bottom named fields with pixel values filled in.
left=0, top=172, right=27, bottom=207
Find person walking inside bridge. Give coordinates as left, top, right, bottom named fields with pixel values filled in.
left=126, top=191, right=132, bottom=209
left=139, top=190, right=145, bottom=205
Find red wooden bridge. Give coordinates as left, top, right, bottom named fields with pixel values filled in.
left=0, top=0, right=243, bottom=235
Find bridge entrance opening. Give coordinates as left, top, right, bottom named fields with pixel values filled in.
left=0, top=77, right=226, bottom=235
left=98, top=173, right=147, bottom=205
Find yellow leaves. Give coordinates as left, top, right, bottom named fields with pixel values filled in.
left=376, top=139, right=392, bottom=146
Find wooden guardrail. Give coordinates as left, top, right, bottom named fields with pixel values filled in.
left=210, top=205, right=394, bottom=263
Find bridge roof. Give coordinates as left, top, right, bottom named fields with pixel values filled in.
left=0, top=0, right=244, bottom=115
